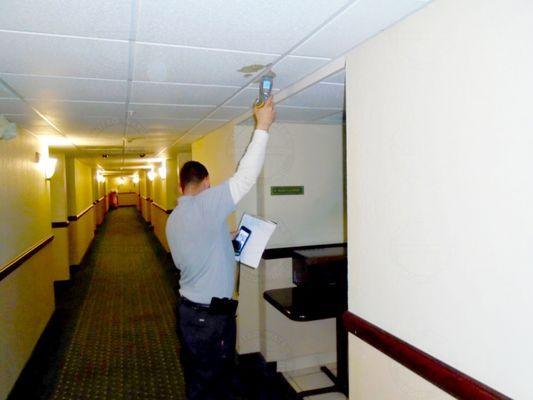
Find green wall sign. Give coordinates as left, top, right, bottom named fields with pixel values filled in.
left=270, top=186, right=304, bottom=196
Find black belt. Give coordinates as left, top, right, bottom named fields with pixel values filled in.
left=180, top=296, right=238, bottom=316
left=181, top=297, right=211, bottom=311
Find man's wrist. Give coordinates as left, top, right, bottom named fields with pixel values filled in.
left=255, top=124, right=270, bottom=132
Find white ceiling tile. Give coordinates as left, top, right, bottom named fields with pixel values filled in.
left=63, top=117, right=195, bottom=143
left=7, top=116, right=56, bottom=134
left=175, top=132, right=206, bottom=146
left=4, top=114, right=50, bottom=130
left=128, top=103, right=214, bottom=119
left=0, top=80, right=15, bottom=98
left=188, top=119, right=227, bottom=135
left=69, top=136, right=124, bottom=147
left=271, top=56, right=330, bottom=89
left=130, top=81, right=238, bottom=105
left=316, top=111, right=345, bottom=124
left=323, top=70, right=345, bottom=84
left=0, top=98, right=28, bottom=115
left=126, top=137, right=179, bottom=151
left=0, top=0, right=132, bottom=40
left=137, top=0, right=351, bottom=54
left=0, top=32, right=129, bottom=79
left=275, top=106, right=342, bottom=122
left=237, top=117, right=255, bottom=127
left=210, top=107, right=248, bottom=120
left=61, top=118, right=127, bottom=137
left=279, top=83, right=344, bottom=109
left=133, top=43, right=276, bottom=86
left=28, top=101, right=125, bottom=120
left=1, top=74, right=128, bottom=102
left=129, top=118, right=199, bottom=133
left=293, top=0, right=429, bottom=58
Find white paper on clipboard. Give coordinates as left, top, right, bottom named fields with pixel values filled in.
left=235, top=213, right=276, bottom=268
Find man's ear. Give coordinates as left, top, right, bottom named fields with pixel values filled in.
left=204, top=176, right=211, bottom=189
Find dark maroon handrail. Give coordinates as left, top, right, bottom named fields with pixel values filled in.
left=343, top=311, right=511, bottom=400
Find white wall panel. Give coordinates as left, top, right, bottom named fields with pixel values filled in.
left=346, top=0, right=532, bottom=397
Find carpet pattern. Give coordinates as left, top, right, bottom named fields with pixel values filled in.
left=9, top=207, right=296, bottom=400
left=48, top=208, right=185, bottom=400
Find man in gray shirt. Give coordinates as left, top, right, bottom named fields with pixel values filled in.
left=166, top=98, right=275, bottom=399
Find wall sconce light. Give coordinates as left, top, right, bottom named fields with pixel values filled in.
left=147, top=170, right=156, bottom=181
left=43, top=157, right=58, bottom=180
left=96, top=172, right=106, bottom=183
left=158, top=163, right=167, bottom=180
left=132, top=174, right=140, bottom=184
left=118, top=177, right=125, bottom=185
left=36, top=152, right=57, bottom=180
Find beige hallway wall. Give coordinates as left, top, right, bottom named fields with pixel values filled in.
left=65, top=158, right=95, bottom=266
left=0, top=130, right=55, bottom=399
left=345, top=0, right=532, bottom=397
left=192, top=122, right=345, bottom=370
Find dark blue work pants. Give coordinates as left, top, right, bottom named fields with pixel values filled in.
left=176, top=299, right=237, bottom=400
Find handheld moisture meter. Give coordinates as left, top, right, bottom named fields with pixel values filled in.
left=256, top=75, right=274, bottom=107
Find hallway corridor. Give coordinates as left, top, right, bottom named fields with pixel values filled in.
left=11, top=208, right=186, bottom=400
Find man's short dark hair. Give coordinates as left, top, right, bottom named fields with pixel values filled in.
left=180, top=161, right=209, bottom=190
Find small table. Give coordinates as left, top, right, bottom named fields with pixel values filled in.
left=263, top=246, right=348, bottom=398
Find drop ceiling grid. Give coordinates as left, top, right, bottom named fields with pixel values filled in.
left=1, top=0, right=431, bottom=161
left=1, top=2, right=345, bottom=115
left=0, top=29, right=343, bottom=145
left=135, top=0, right=353, bottom=54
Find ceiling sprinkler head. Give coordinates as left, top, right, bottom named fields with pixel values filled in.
left=139, top=153, right=146, bottom=158
left=102, top=154, right=109, bottom=158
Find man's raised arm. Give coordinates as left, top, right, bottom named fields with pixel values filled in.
left=229, top=97, right=276, bottom=204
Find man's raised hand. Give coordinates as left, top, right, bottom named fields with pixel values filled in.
left=254, top=97, right=276, bottom=132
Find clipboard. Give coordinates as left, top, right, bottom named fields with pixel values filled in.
left=235, top=213, right=277, bottom=268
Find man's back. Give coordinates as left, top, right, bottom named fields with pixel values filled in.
left=166, top=182, right=235, bottom=304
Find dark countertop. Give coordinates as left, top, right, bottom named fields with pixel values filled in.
left=263, top=286, right=346, bottom=322
left=293, top=246, right=347, bottom=265
left=262, top=243, right=347, bottom=260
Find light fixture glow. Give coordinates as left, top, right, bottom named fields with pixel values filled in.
left=147, top=170, right=156, bottom=181
left=118, top=177, right=125, bottom=185
left=96, top=172, right=106, bottom=183
left=158, top=163, right=167, bottom=180
left=132, top=174, right=140, bottom=184
left=43, top=157, right=58, bottom=180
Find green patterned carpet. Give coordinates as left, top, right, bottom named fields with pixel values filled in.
left=11, top=207, right=186, bottom=400
left=9, top=207, right=296, bottom=400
